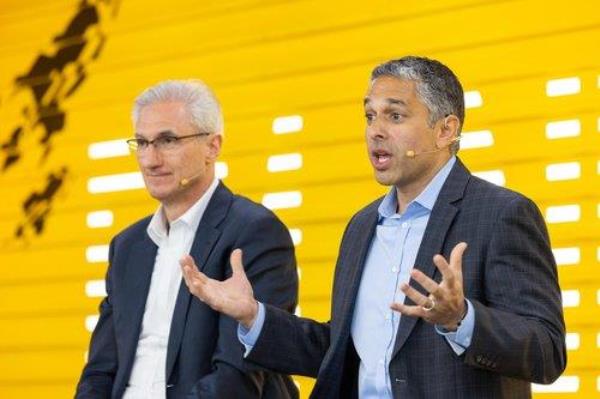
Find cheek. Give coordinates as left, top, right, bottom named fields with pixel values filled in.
left=181, top=150, right=208, bottom=169
left=390, top=136, right=414, bottom=153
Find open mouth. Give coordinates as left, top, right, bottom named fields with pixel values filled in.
left=371, top=149, right=392, bottom=170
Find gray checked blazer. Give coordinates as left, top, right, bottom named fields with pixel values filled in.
left=245, top=158, right=566, bottom=399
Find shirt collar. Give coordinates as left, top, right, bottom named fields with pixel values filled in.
left=378, top=156, right=456, bottom=218
left=147, top=176, right=220, bottom=245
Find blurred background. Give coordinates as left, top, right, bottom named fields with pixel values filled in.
left=1, top=0, right=599, bottom=397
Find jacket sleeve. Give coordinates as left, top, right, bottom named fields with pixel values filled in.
left=245, top=304, right=331, bottom=378
left=75, top=239, right=118, bottom=398
left=464, top=196, right=567, bottom=383
left=242, top=213, right=363, bottom=378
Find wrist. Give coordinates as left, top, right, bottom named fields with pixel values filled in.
left=240, top=300, right=259, bottom=329
left=444, top=299, right=468, bottom=332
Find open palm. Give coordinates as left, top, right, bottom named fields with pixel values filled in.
left=180, top=249, right=258, bottom=328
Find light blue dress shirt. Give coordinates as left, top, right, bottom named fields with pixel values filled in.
left=239, top=156, right=475, bottom=398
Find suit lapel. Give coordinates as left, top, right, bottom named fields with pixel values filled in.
left=392, top=159, right=470, bottom=358
left=332, top=204, right=379, bottom=345
left=165, top=182, right=231, bottom=380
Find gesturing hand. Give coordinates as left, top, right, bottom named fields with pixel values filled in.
left=180, top=249, right=259, bottom=329
left=391, top=242, right=468, bottom=331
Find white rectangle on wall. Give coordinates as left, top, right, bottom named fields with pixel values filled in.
left=267, top=153, right=303, bottom=172
left=272, top=115, right=303, bottom=134
left=88, top=172, right=145, bottom=194
left=262, top=191, right=302, bottom=210
left=459, top=130, right=494, bottom=149
left=88, top=139, right=129, bottom=159
left=546, top=77, right=581, bottom=97
left=562, top=290, right=580, bottom=307
left=532, top=376, right=579, bottom=393
left=464, top=90, right=483, bottom=108
left=545, top=162, right=581, bottom=181
left=545, top=205, right=580, bottom=223
left=87, top=210, right=114, bottom=228
left=216, top=162, right=228, bottom=179
left=545, top=119, right=580, bottom=139
left=85, top=315, right=99, bottom=332
left=85, top=280, right=107, bottom=297
left=552, top=247, right=580, bottom=265
left=86, top=245, right=109, bottom=263
left=471, top=170, right=505, bottom=186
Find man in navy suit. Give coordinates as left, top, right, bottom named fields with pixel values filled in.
left=180, top=57, right=566, bottom=398
left=76, top=80, right=299, bottom=398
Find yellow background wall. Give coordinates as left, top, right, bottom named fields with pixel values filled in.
left=1, top=0, right=599, bottom=397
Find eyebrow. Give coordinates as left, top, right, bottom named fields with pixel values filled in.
left=135, top=130, right=177, bottom=139
left=363, top=97, right=408, bottom=106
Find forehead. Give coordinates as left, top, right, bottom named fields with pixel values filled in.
left=136, top=101, right=193, bottom=134
left=364, top=76, right=420, bottom=108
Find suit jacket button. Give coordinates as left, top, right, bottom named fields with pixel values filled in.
left=476, top=355, right=482, bottom=363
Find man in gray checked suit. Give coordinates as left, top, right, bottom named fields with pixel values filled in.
left=179, top=56, right=567, bottom=398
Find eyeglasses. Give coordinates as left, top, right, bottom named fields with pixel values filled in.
left=127, top=132, right=211, bottom=153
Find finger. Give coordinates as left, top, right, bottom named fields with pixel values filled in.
left=181, top=264, right=193, bottom=287
left=181, top=265, right=201, bottom=289
left=181, top=265, right=211, bottom=301
left=433, top=254, right=455, bottom=288
left=400, top=283, right=430, bottom=307
left=179, top=256, right=194, bottom=283
left=410, top=269, right=440, bottom=296
left=180, top=256, right=209, bottom=284
left=179, top=254, right=196, bottom=269
left=192, top=268, right=210, bottom=284
left=230, top=249, right=246, bottom=276
left=390, top=302, right=424, bottom=318
left=449, top=242, right=468, bottom=273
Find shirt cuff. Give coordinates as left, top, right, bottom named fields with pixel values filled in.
left=434, top=299, right=475, bottom=355
left=237, top=302, right=266, bottom=356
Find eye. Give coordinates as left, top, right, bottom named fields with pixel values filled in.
left=365, top=112, right=375, bottom=124
left=137, top=139, right=150, bottom=148
left=390, top=113, right=403, bottom=122
left=161, top=136, right=178, bottom=145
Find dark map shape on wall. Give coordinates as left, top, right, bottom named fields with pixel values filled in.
left=0, top=0, right=120, bottom=242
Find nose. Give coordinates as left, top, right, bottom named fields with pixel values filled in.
left=138, top=145, right=163, bottom=168
left=366, top=118, right=387, bottom=141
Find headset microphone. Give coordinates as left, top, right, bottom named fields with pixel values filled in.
left=179, top=171, right=203, bottom=187
left=405, top=136, right=460, bottom=158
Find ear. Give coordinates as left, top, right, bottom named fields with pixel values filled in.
left=205, top=134, right=222, bottom=163
left=436, top=115, right=460, bottom=149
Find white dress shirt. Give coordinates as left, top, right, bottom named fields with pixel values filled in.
left=123, top=177, right=219, bottom=399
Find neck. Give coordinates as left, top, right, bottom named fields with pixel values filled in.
left=395, top=155, right=451, bottom=214
left=162, top=175, right=214, bottom=222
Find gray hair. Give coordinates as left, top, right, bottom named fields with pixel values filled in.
left=370, top=56, right=464, bottom=153
left=132, top=79, right=224, bottom=136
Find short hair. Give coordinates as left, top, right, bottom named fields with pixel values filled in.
left=132, top=79, right=224, bottom=136
left=370, top=56, right=464, bottom=153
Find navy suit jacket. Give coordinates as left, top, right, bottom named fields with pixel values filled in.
left=246, top=158, right=566, bottom=398
left=76, top=182, right=299, bottom=399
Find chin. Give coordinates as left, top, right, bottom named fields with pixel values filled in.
left=373, top=170, right=397, bottom=186
left=147, top=186, right=175, bottom=202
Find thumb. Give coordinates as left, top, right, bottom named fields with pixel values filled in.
left=230, top=249, right=246, bottom=276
